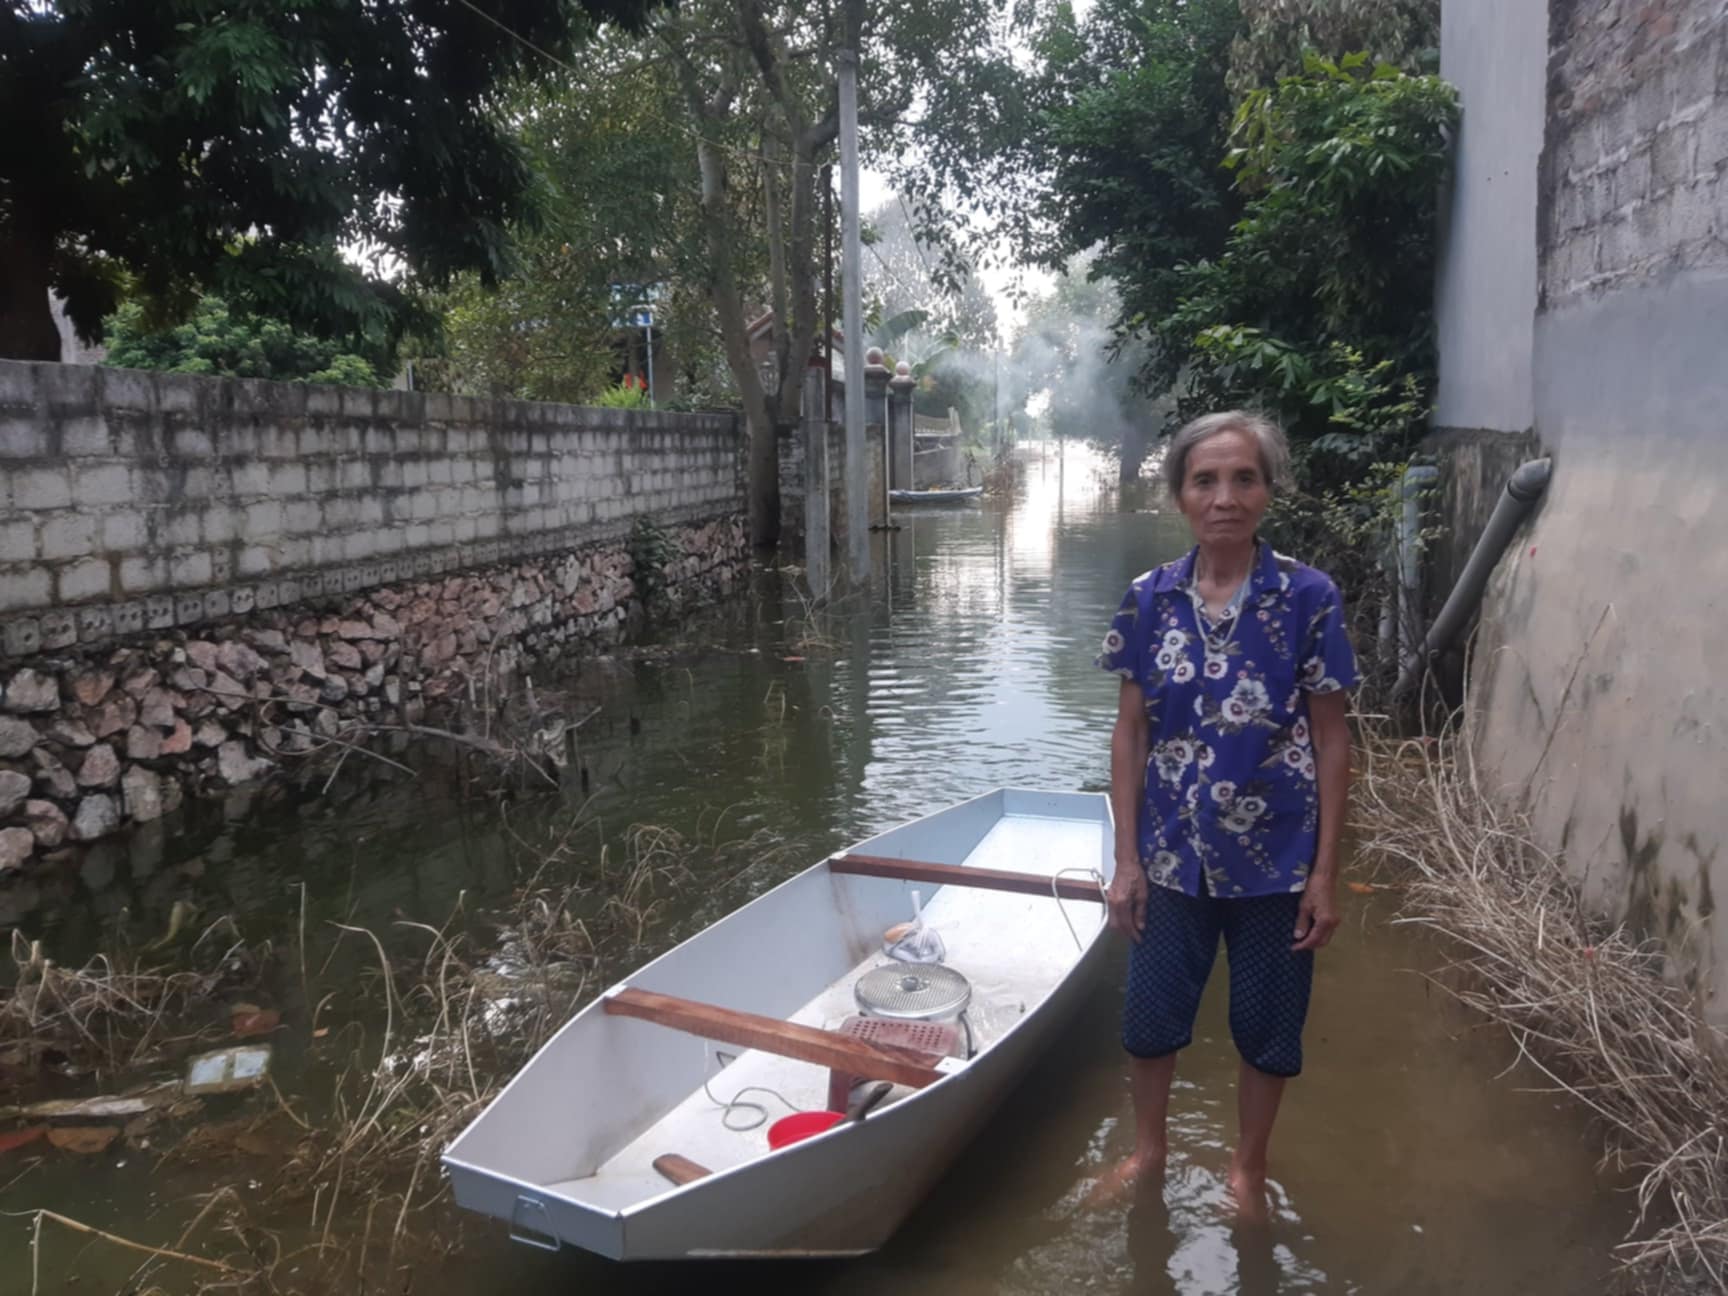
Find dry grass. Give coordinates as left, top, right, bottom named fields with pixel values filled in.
left=6, top=816, right=785, bottom=1293
left=1354, top=716, right=1728, bottom=1291
left=1, top=921, right=267, bottom=1083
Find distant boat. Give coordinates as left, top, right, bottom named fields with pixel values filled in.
left=443, top=788, right=1113, bottom=1261
left=890, top=486, right=984, bottom=504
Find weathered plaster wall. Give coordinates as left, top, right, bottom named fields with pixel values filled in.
left=777, top=421, right=887, bottom=561
left=1433, top=0, right=1547, bottom=435
left=1426, top=0, right=1549, bottom=614
left=1465, top=0, right=1728, bottom=1010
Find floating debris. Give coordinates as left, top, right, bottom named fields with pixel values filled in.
left=185, top=1045, right=272, bottom=1095
left=0, top=1081, right=182, bottom=1122
left=0, top=1126, right=45, bottom=1157
left=229, top=1004, right=281, bottom=1037
left=47, top=1126, right=119, bottom=1155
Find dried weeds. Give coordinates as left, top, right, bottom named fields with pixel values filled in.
left=1354, top=715, right=1728, bottom=1291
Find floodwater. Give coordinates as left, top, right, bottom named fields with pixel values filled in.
left=5, top=443, right=1632, bottom=1293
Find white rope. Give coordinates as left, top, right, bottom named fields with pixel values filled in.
left=1053, top=867, right=1109, bottom=952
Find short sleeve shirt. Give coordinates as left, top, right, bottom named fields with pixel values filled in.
left=1095, top=542, right=1359, bottom=898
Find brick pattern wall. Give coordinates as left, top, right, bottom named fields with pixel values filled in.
left=0, top=362, right=744, bottom=654
left=1542, top=1, right=1728, bottom=309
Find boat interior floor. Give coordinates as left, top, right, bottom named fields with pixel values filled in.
left=546, top=813, right=1105, bottom=1212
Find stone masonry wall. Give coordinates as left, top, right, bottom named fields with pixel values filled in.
left=0, top=360, right=751, bottom=883
left=0, top=513, right=748, bottom=879
left=1540, top=0, right=1728, bottom=311
left=0, top=360, right=742, bottom=647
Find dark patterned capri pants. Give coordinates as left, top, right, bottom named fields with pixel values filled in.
left=1122, top=885, right=1315, bottom=1078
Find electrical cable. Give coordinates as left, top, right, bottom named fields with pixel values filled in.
left=702, top=1049, right=800, bottom=1131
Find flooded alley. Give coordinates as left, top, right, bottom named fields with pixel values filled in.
left=5, top=447, right=1631, bottom=1294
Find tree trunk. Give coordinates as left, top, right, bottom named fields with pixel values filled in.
left=777, top=127, right=830, bottom=428
left=669, top=40, right=781, bottom=550
left=0, top=225, right=63, bottom=362
left=692, top=126, right=780, bottom=548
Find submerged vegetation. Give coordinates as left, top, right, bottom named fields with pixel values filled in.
left=1, top=818, right=795, bottom=1292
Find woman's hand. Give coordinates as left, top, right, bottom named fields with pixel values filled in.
left=1107, top=862, right=1148, bottom=942
left=1291, top=877, right=1340, bottom=951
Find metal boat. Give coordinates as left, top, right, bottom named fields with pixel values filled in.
left=442, top=787, right=1113, bottom=1260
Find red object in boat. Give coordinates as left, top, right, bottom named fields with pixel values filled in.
left=767, top=1109, right=845, bottom=1149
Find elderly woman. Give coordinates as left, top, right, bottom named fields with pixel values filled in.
left=1094, top=411, right=1357, bottom=1214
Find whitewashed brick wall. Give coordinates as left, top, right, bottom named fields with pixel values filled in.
left=0, top=361, right=744, bottom=655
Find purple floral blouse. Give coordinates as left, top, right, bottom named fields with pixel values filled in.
left=1096, top=542, right=1358, bottom=898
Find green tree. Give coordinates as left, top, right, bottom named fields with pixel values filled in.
left=653, top=0, right=1023, bottom=547
left=1164, top=56, right=1458, bottom=483
left=103, top=296, right=386, bottom=387
left=409, top=38, right=735, bottom=406
left=1025, top=0, right=1245, bottom=395
left=1012, top=262, right=1167, bottom=478
left=1227, top=0, right=1438, bottom=94
left=864, top=198, right=999, bottom=354
left=0, top=0, right=657, bottom=362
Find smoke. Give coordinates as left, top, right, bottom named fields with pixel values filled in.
left=1007, top=262, right=1174, bottom=475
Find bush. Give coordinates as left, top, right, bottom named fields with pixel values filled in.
left=592, top=380, right=650, bottom=409
left=1163, top=55, right=1458, bottom=484
left=103, top=296, right=386, bottom=387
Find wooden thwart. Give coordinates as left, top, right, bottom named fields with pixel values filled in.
left=831, top=853, right=1104, bottom=902
left=603, top=988, right=944, bottom=1090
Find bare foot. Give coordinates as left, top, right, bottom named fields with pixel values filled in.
left=1226, top=1166, right=1270, bottom=1225
left=1084, top=1150, right=1167, bottom=1208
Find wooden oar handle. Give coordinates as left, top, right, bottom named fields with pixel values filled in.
left=652, top=1153, right=713, bottom=1186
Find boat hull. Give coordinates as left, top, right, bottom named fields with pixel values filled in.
left=443, top=788, right=1113, bottom=1261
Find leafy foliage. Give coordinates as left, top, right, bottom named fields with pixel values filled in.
left=1033, top=0, right=1244, bottom=391
left=593, top=380, right=652, bottom=409
left=1164, top=56, right=1458, bottom=484
left=1011, top=264, right=1169, bottom=477
left=626, top=514, right=680, bottom=610
left=408, top=39, right=736, bottom=406
left=1261, top=460, right=1436, bottom=694
left=1226, top=0, right=1438, bottom=95
left=103, top=297, right=385, bottom=387
left=0, top=0, right=658, bottom=360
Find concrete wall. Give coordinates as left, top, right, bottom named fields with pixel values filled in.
left=1451, top=0, right=1728, bottom=1009
left=1433, top=0, right=1547, bottom=435
left=0, top=360, right=742, bottom=652
left=777, top=420, right=886, bottom=562
left=1425, top=0, right=1549, bottom=613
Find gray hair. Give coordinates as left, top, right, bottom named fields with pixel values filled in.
left=1162, top=410, right=1291, bottom=499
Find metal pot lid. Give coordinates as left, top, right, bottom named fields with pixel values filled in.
left=854, top=963, right=971, bottom=1021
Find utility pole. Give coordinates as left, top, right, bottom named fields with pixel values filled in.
left=839, top=46, right=868, bottom=587
left=993, top=349, right=1001, bottom=454
left=632, top=301, right=655, bottom=409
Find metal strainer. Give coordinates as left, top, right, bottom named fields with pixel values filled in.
left=854, top=963, right=972, bottom=1022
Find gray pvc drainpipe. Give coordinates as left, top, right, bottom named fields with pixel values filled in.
left=1390, top=456, right=1553, bottom=700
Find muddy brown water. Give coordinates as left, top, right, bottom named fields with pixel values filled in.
left=4, top=444, right=1633, bottom=1293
